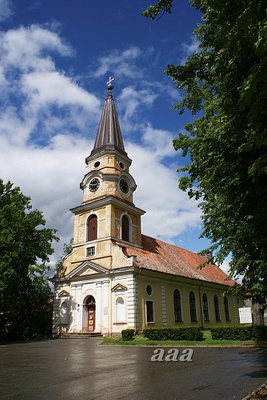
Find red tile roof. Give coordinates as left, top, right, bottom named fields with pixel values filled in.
left=119, top=235, right=235, bottom=287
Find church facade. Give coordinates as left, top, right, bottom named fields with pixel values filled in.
left=52, top=81, right=241, bottom=336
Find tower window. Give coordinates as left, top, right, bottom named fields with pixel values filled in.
left=121, top=215, right=130, bottom=242
left=86, top=246, right=95, bottom=257
left=87, top=214, right=98, bottom=241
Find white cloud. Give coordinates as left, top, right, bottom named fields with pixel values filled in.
left=21, top=71, right=99, bottom=114
left=142, top=124, right=175, bottom=159
left=1, top=25, right=72, bottom=72
left=177, top=34, right=200, bottom=65
left=117, top=86, right=158, bottom=131
left=0, top=0, right=13, bottom=23
left=90, top=46, right=145, bottom=80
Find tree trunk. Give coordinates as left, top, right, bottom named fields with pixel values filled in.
left=252, top=299, right=265, bottom=325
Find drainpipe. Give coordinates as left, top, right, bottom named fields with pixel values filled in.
left=198, top=283, right=204, bottom=329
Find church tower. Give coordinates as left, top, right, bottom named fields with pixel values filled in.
left=64, top=78, right=145, bottom=274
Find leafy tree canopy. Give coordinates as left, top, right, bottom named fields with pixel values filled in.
left=0, top=179, right=59, bottom=339
left=143, top=1, right=267, bottom=305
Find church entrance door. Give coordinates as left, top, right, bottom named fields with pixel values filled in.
left=86, top=296, right=96, bottom=332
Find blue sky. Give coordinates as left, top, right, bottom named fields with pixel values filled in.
left=0, top=0, right=225, bottom=270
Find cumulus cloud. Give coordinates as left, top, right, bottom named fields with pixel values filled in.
left=1, top=24, right=72, bottom=71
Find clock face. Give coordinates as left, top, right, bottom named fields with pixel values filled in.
left=119, top=178, right=129, bottom=194
left=89, top=178, right=100, bottom=192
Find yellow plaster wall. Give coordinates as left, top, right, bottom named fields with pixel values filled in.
left=136, top=273, right=241, bottom=331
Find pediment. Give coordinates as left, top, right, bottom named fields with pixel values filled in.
left=111, top=283, right=128, bottom=292
left=58, top=290, right=70, bottom=298
left=66, top=261, right=108, bottom=279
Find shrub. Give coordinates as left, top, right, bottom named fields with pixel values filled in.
left=143, top=327, right=204, bottom=341
left=121, top=329, right=135, bottom=341
left=211, top=326, right=267, bottom=341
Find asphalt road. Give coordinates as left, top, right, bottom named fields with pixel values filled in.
left=0, top=339, right=267, bottom=400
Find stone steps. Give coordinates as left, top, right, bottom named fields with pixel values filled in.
left=60, top=332, right=102, bottom=339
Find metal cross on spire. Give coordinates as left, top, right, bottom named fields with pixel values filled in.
left=106, top=76, right=114, bottom=90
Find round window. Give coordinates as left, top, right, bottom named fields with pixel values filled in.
left=146, top=284, right=152, bottom=296
left=119, top=161, right=125, bottom=170
left=94, top=161, right=100, bottom=168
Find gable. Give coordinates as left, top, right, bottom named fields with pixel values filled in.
left=66, top=260, right=109, bottom=279
left=111, top=283, right=128, bottom=292
left=58, top=290, right=70, bottom=298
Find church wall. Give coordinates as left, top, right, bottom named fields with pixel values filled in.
left=135, top=271, right=241, bottom=331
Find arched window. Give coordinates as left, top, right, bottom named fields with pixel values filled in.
left=224, top=296, right=230, bottom=321
left=214, top=295, right=220, bottom=321
left=59, top=302, right=68, bottom=324
left=202, top=293, right=209, bottom=322
left=87, top=214, right=97, bottom=241
left=121, top=214, right=130, bottom=242
left=173, top=289, right=182, bottom=322
left=115, top=297, right=125, bottom=323
left=189, top=291, right=197, bottom=322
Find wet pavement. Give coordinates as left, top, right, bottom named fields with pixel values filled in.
left=0, top=339, right=267, bottom=400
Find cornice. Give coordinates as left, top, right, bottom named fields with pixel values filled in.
left=70, top=195, right=146, bottom=216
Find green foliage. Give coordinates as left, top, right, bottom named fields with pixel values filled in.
left=144, top=1, right=267, bottom=305
left=121, top=329, right=135, bottom=341
left=211, top=326, right=267, bottom=342
left=143, top=327, right=204, bottom=341
left=0, top=179, right=58, bottom=340
left=142, top=0, right=173, bottom=20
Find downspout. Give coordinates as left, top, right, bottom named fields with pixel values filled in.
left=198, top=283, right=204, bottom=329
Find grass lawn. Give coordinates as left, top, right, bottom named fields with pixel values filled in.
left=100, top=330, right=264, bottom=347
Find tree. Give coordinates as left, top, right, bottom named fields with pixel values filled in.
left=0, top=180, right=58, bottom=339
left=143, top=1, right=267, bottom=324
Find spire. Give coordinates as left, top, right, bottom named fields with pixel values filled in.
left=90, top=77, right=127, bottom=157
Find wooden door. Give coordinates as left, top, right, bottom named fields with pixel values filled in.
left=88, top=305, right=95, bottom=332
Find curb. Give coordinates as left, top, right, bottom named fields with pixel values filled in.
left=242, top=381, right=267, bottom=400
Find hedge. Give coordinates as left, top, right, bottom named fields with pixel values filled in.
left=211, top=326, right=267, bottom=341
left=143, top=327, right=204, bottom=341
left=121, top=329, right=135, bottom=341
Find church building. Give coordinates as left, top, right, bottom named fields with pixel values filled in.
left=52, top=79, right=241, bottom=336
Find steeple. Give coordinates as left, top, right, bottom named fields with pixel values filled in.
left=90, top=77, right=127, bottom=158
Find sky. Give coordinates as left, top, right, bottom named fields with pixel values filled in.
left=0, top=0, right=228, bottom=272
